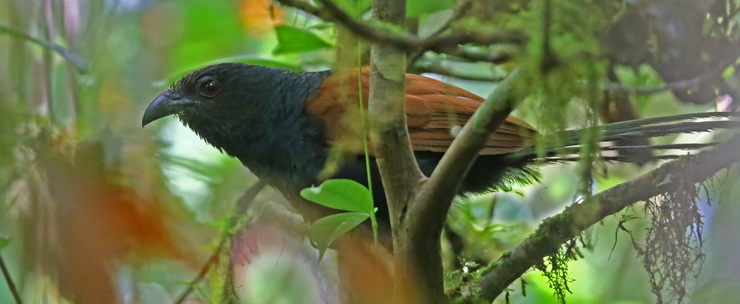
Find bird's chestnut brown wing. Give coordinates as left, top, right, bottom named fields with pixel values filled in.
left=305, top=68, right=537, bottom=155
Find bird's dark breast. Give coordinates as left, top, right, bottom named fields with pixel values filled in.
left=204, top=110, right=339, bottom=221
left=209, top=71, right=341, bottom=220
left=249, top=119, right=328, bottom=187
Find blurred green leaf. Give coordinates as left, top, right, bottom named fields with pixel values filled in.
left=311, top=212, right=369, bottom=260
left=407, top=0, right=454, bottom=18
left=723, top=65, right=735, bottom=80
left=225, top=56, right=304, bottom=71
left=273, top=25, right=333, bottom=55
left=0, top=235, right=9, bottom=250
left=170, top=0, right=245, bottom=71
left=153, top=56, right=304, bottom=88
left=300, top=179, right=374, bottom=214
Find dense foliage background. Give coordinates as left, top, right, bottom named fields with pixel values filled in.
left=1, top=0, right=740, bottom=303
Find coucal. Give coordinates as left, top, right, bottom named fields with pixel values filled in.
left=142, top=63, right=737, bottom=224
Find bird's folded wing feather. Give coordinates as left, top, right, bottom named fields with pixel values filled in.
left=305, top=68, right=537, bottom=155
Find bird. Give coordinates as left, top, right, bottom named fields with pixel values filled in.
left=142, top=62, right=737, bottom=226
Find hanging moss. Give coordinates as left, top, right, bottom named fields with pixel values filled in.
left=535, top=238, right=584, bottom=303
left=632, top=167, right=708, bottom=304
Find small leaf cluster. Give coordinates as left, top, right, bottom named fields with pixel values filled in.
left=301, top=179, right=377, bottom=260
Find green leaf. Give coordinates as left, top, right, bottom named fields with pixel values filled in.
left=219, top=56, right=304, bottom=71
left=273, top=25, right=333, bottom=55
left=169, top=0, right=245, bottom=72
left=300, top=179, right=374, bottom=214
left=311, top=212, right=369, bottom=260
left=407, top=0, right=454, bottom=18
left=333, top=0, right=372, bottom=17
left=153, top=56, right=303, bottom=88
left=0, top=235, right=9, bottom=250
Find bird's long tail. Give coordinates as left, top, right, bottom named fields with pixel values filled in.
left=505, top=111, right=740, bottom=163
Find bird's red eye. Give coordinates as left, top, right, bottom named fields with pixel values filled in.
left=199, top=79, right=221, bottom=97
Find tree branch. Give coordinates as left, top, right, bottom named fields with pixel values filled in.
left=444, top=46, right=515, bottom=64
left=275, top=0, right=334, bottom=22
left=410, top=57, right=503, bottom=82
left=365, top=0, right=436, bottom=303
left=367, top=1, right=422, bottom=221
left=386, top=70, right=527, bottom=303
left=474, top=134, right=740, bottom=301
left=275, top=0, right=526, bottom=53
left=414, top=69, right=526, bottom=228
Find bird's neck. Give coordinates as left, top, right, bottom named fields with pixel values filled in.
left=193, top=70, right=333, bottom=192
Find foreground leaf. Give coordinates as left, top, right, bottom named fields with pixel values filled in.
left=273, top=25, right=333, bottom=55
left=311, top=212, right=369, bottom=260
left=300, top=179, right=374, bottom=214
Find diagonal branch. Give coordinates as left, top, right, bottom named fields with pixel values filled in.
left=275, top=0, right=334, bottom=22
left=395, top=69, right=527, bottom=303
left=474, top=133, right=740, bottom=302
left=0, top=253, right=22, bottom=304
left=413, top=69, right=526, bottom=234
left=0, top=24, right=88, bottom=73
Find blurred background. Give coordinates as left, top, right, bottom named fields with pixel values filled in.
left=1, top=0, right=740, bottom=303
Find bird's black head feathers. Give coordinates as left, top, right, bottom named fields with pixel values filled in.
left=143, top=63, right=331, bottom=156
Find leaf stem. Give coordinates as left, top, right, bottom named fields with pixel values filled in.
left=357, top=40, right=378, bottom=243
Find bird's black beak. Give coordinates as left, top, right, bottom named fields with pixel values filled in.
left=142, top=90, right=194, bottom=127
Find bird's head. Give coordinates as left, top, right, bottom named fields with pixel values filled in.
left=142, top=63, right=282, bottom=129
left=142, top=62, right=330, bottom=159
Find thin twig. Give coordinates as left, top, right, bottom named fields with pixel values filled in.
left=0, top=253, right=22, bottom=304
left=406, top=1, right=474, bottom=66
left=540, top=0, right=558, bottom=72
left=411, top=58, right=503, bottom=82
left=43, top=0, right=56, bottom=123
left=603, top=62, right=730, bottom=95
left=257, top=201, right=311, bottom=237
left=234, top=180, right=268, bottom=215
left=173, top=181, right=266, bottom=304
left=0, top=24, right=88, bottom=73
left=411, top=46, right=515, bottom=67
left=444, top=47, right=515, bottom=64
left=409, top=68, right=526, bottom=260
left=173, top=238, right=227, bottom=304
